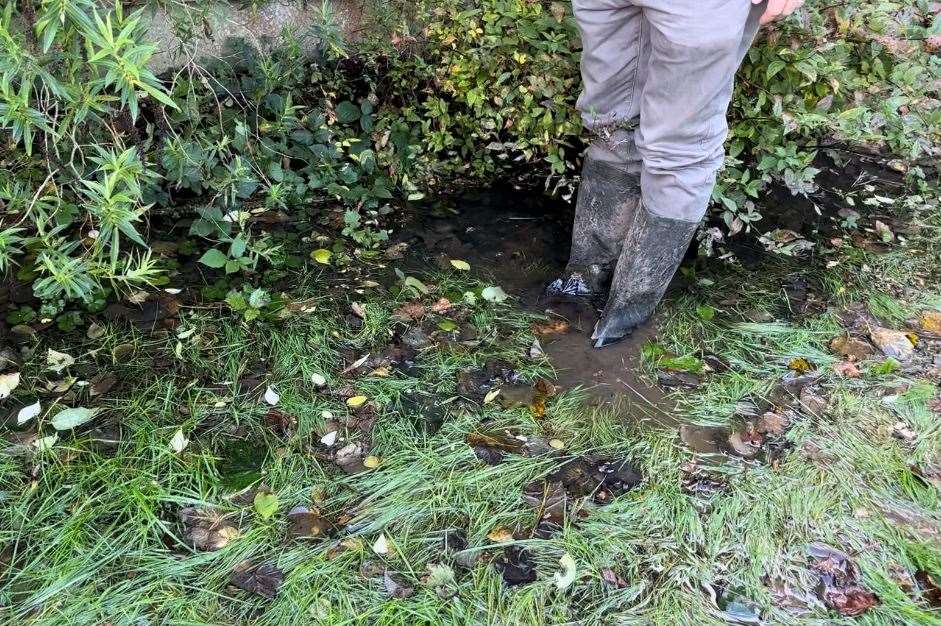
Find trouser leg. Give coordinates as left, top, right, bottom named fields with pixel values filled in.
left=593, top=0, right=762, bottom=346
left=549, top=1, right=646, bottom=300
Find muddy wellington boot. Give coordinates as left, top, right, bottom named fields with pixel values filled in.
left=546, top=138, right=641, bottom=303
left=591, top=206, right=699, bottom=348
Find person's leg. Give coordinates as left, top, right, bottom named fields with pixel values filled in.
left=549, top=0, right=646, bottom=301
left=593, top=0, right=762, bottom=346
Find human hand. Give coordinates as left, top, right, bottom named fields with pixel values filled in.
left=752, top=0, right=804, bottom=26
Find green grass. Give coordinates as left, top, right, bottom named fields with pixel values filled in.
left=2, top=217, right=941, bottom=624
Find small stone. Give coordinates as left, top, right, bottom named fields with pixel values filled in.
left=870, top=327, right=915, bottom=361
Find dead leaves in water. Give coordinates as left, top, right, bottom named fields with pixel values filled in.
left=807, top=543, right=879, bottom=617
left=230, top=562, right=284, bottom=599
left=179, top=506, right=239, bottom=551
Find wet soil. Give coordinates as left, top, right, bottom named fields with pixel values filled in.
left=393, top=187, right=673, bottom=420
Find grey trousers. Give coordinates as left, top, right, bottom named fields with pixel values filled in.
left=573, top=0, right=763, bottom=222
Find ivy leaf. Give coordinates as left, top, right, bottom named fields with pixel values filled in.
left=253, top=491, right=279, bottom=520
left=51, top=407, right=99, bottom=430
left=336, top=101, right=361, bottom=123
left=198, top=249, right=228, bottom=269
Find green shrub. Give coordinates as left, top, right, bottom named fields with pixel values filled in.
left=1, top=0, right=938, bottom=312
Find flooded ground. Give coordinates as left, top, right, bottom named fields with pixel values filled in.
left=394, top=187, right=674, bottom=419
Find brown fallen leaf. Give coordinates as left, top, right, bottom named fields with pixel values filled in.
left=383, top=571, right=414, bottom=599
left=287, top=506, right=335, bottom=541
left=487, top=526, right=515, bottom=543
left=829, top=336, right=874, bottom=361
left=917, top=310, right=941, bottom=336
left=230, top=562, right=284, bottom=599
left=756, top=411, right=790, bottom=437
left=430, top=298, right=453, bottom=314
left=392, top=302, right=426, bottom=321
left=179, top=507, right=239, bottom=551
left=833, top=361, right=861, bottom=378
left=531, top=319, right=570, bottom=336
left=601, top=567, right=629, bottom=589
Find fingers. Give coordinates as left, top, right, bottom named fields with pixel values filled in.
left=759, top=0, right=803, bottom=25
left=760, top=0, right=787, bottom=25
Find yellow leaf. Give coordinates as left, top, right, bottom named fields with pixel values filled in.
left=483, top=388, right=501, bottom=405
left=346, top=395, right=368, bottom=408
left=549, top=438, right=565, bottom=450
left=311, top=249, right=332, bottom=265
left=363, top=455, right=381, bottom=469
left=487, top=526, right=514, bottom=543
left=787, top=357, right=814, bottom=374
left=450, top=259, right=471, bottom=271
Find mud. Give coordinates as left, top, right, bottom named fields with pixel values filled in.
left=394, top=187, right=675, bottom=421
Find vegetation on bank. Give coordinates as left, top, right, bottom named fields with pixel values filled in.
left=1, top=0, right=939, bottom=315
left=0, top=177, right=939, bottom=624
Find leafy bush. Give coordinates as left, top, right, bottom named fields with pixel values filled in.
left=2, top=0, right=938, bottom=313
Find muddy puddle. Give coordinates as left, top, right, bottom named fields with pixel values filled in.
left=393, top=186, right=676, bottom=424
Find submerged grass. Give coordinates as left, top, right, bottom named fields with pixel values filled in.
left=2, top=213, right=941, bottom=624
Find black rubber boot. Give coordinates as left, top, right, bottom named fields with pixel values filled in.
left=546, top=152, right=641, bottom=303
left=591, top=206, right=699, bottom=348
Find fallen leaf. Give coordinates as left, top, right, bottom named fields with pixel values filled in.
left=346, top=395, right=368, bottom=408
left=46, top=349, right=75, bottom=373
left=548, top=438, right=565, bottom=450
left=231, top=563, right=284, bottom=599
left=483, top=388, right=501, bottom=404
left=892, top=421, right=916, bottom=443
left=17, top=400, right=41, bottom=425
left=393, top=302, right=426, bottom=321
left=351, top=302, right=367, bottom=320
left=89, top=372, right=118, bottom=397
left=728, top=432, right=760, bottom=458
left=33, top=434, right=58, bottom=451
left=829, top=336, right=874, bottom=361
left=601, top=568, right=628, bottom=589
left=494, top=546, right=536, bottom=586
left=383, top=571, right=414, bottom=599
left=487, top=526, right=515, bottom=543
left=531, top=319, right=570, bottom=336
left=529, top=338, right=544, bottom=359
left=372, top=533, right=389, bottom=555
left=179, top=506, right=239, bottom=551
left=51, top=406, right=99, bottom=430
left=311, top=249, right=332, bottom=265
left=756, top=412, right=790, bottom=437
left=449, top=259, right=471, bottom=271
left=481, top=285, right=508, bottom=303
left=287, top=506, right=334, bottom=541
left=254, top=491, right=279, bottom=520
left=320, top=430, right=338, bottom=446
left=0, top=372, right=21, bottom=399
left=553, top=553, right=577, bottom=590
left=917, top=310, right=941, bottom=335
left=169, top=429, right=189, bottom=453
left=438, top=320, right=458, bottom=332
left=363, top=455, right=381, bottom=469
left=833, top=361, right=861, bottom=378
left=430, top=298, right=452, bottom=314
left=263, top=386, right=280, bottom=406
left=788, top=357, right=815, bottom=374
left=311, top=373, right=327, bottom=387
